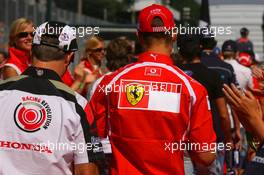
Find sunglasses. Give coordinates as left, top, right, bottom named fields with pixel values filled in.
left=17, top=32, right=34, bottom=38
left=93, top=48, right=105, bottom=52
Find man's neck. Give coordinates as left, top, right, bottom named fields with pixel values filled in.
left=191, top=57, right=201, bottom=63
left=32, top=59, right=65, bottom=76
left=183, top=57, right=201, bottom=64
left=145, top=46, right=171, bottom=56
left=203, top=49, right=213, bottom=53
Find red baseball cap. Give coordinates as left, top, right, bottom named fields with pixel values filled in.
left=238, top=52, right=252, bottom=67
left=137, top=4, right=175, bottom=33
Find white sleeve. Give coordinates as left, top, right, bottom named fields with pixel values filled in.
left=73, top=121, right=90, bottom=164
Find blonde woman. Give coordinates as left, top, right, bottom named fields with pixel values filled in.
left=78, top=36, right=105, bottom=96
left=3, top=18, right=34, bottom=79
left=82, top=36, right=105, bottom=76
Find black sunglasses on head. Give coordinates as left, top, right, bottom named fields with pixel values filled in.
left=17, top=32, right=34, bottom=38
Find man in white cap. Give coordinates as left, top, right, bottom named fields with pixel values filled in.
left=0, top=21, right=103, bottom=175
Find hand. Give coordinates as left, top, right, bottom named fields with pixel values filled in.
left=92, top=68, right=100, bottom=78
left=223, top=84, right=263, bottom=133
left=83, top=68, right=100, bottom=84
left=251, top=65, right=264, bottom=80
left=74, top=62, right=85, bottom=81
left=84, top=73, right=97, bottom=84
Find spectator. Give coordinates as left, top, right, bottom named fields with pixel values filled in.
left=0, top=21, right=102, bottom=175
left=106, top=37, right=133, bottom=72
left=222, top=40, right=254, bottom=174
left=201, top=34, right=242, bottom=174
left=2, top=18, right=34, bottom=79
left=177, top=33, right=232, bottom=175
left=223, top=84, right=264, bottom=175
left=201, top=34, right=238, bottom=86
left=2, top=18, right=84, bottom=93
left=236, top=27, right=254, bottom=59
left=222, top=40, right=253, bottom=90
left=78, top=36, right=105, bottom=96
left=238, top=52, right=252, bottom=67
left=89, top=4, right=216, bottom=175
left=82, top=36, right=105, bottom=76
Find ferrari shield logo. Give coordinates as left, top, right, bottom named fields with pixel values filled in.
left=126, top=83, right=144, bottom=105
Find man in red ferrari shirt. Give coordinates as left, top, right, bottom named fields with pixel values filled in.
left=89, top=4, right=216, bottom=175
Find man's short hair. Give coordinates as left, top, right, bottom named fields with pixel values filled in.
left=32, top=36, right=67, bottom=61
left=178, top=34, right=201, bottom=63
left=106, top=38, right=133, bottom=71
left=32, top=21, right=78, bottom=61
left=139, top=17, right=173, bottom=47
left=201, top=37, right=217, bottom=50
left=223, top=52, right=236, bottom=59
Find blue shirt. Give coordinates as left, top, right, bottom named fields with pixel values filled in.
left=201, top=51, right=239, bottom=86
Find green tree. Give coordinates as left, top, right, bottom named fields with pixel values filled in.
left=170, top=0, right=200, bottom=26
left=83, top=0, right=123, bottom=21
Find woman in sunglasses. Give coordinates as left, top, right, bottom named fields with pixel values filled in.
left=2, top=18, right=34, bottom=79
left=77, top=36, right=106, bottom=96
left=82, top=36, right=105, bottom=76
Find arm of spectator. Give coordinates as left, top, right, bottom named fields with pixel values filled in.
left=74, top=62, right=85, bottom=81
left=84, top=73, right=97, bottom=84
left=70, top=63, right=86, bottom=92
left=2, top=66, right=18, bottom=79
left=223, top=84, right=264, bottom=142
left=70, top=62, right=97, bottom=93
left=74, top=163, right=99, bottom=175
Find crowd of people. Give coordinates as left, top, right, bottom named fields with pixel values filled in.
left=0, top=4, right=264, bottom=175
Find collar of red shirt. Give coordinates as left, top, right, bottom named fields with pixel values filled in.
left=8, top=47, right=30, bottom=66
left=137, top=52, right=173, bottom=65
left=83, top=59, right=94, bottom=71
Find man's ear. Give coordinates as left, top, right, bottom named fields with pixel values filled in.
left=172, top=33, right=177, bottom=42
left=64, top=52, right=74, bottom=65
left=136, top=31, right=144, bottom=45
left=136, top=31, right=139, bottom=39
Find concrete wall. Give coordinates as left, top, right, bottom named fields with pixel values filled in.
left=210, top=4, right=264, bottom=60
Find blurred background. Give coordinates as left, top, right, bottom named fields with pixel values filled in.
left=0, top=0, right=263, bottom=63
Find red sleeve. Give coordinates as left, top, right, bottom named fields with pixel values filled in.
left=84, top=103, right=95, bottom=126
left=89, top=80, right=108, bottom=138
left=61, top=69, right=74, bottom=87
left=189, top=84, right=216, bottom=152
